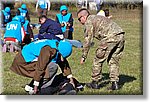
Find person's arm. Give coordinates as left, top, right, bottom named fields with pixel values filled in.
left=67, top=14, right=73, bottom=27
left=9, top=13, right=12, bottom=22
left=26, top=11, right=30, bottom=22
left=58, top=58, right=74, bottom=86
left=39, top=23, right=48, bottom=34
left=1, top=12, right=4, bottom=25
left=27, top=23, right=34, bottom=41
left=16, top=9, right=20, bottom=16
left=55, top=15, right=60, bottom=23
left=81, top=23, right=94, bottom=64
left=35, top=0, right=39, bottom=12
left=33, top=46, right=57, bottom=93
left=47, top=0, right=50, bottom=11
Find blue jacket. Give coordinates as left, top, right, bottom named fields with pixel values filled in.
left=2, top=10, right=11, bottom=23
left=38, top=0, right=48, bottom=9
left=18, top=8, right=27, bottom=18
left=56, top=13, right=73, bottom=33
left=39, top=19, right=64, bottom=41
left=4, top=20, right=22, bottom=42
left=22, top=39, right=58, bottom=62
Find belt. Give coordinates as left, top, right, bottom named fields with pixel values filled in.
left=4, top=38, right=18, bottom=42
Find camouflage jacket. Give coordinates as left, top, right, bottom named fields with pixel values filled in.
left=82, top=15, right=124, bottom=59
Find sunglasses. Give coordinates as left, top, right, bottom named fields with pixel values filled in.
left=78, top=16, right=83, bottom=21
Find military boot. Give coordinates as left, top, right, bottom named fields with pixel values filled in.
left=108, top=81, right=119, bottom=90
left=86, top=81, right=100, bottom=89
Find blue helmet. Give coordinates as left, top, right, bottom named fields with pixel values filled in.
left=58, top=40, right=72, bottom=58
left=60, top=5, right=68, bottom=12
left=5, top=7, right=10, bottom=13
left=21, top=4, right=27, bottom=9
left=12, top=16, right=21, bottom=22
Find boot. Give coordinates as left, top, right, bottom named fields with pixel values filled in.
left=108, top=81, right=119, bottom=90
left=86, top=81, right=100, bottom=89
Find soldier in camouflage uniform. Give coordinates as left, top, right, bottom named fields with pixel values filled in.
left=77, top=8, right=125, bottom=90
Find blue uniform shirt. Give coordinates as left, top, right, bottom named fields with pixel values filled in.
left=56, top=13, right=73, bottom=33
left=18, top=8, right=28, bottom=18
left=38, top=0, right=48, bottom=9
left=4, top=20, right=22, bottom=42
left=2, top=10, right=11, bottom=23
left=22, top=39, right=58, bottom=62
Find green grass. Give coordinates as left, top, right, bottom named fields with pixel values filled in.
left=1, top=9, right=142, bottom=95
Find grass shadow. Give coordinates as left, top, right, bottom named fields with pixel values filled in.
left=98, top=73, right=137, bottom=89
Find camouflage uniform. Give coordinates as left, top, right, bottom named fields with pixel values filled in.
left=82, top=15, right=125, bottom=82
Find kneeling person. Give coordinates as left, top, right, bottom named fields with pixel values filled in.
left=10, top=39, right=74, bottom=94
left=3, top=16, right=24, bottom=52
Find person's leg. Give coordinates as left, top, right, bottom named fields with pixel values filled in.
left=9, top=43, right=14, bottom=52
left=40, top=62, right=58, bottom=89
left=86, top=42, right=108, bottom=89
left=68, top=31, right=73, bottom=40
left=64, top=31, right=69, bottom=39
left=38, top=8, right=43, bottom=17
left=12, top=42, right=21, bottom=52
left=23, top=34, right=31, bottom=45
left=43, top=9, right=47, bottom=16
left=96, top=4, right=101, bottom=13
left=107, top=35, right=125, bottom=90
left=2, top=42, right=7, bottom=52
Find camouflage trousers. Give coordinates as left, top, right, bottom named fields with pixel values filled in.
left=92, top=33, right=125, bottom=82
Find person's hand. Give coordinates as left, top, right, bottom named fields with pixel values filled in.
left=31, top=38, right=34, bottom=42
left=80, top=57, right=85, bottom=64
left=66, top=22, right=70, bottom=27
left=61, top=23, right=65, bottom=27
left=35, top=9, right=38, bottom=12
left=69, top=77, right=75, bottom=88
left=33, top=85, right=38, bottom=94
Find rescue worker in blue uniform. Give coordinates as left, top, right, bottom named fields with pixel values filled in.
left=3, top=16, right=23, bottom=52
left=56, top=5, right=74, bottom=40
left=16, top=4, right=30, bottom=22
left=20, top=16, right=34, bottom=46
left=36, top=0, right=51, bottom=17
left=2, top=7, right=12, bottom=27
left=10, top=39, right=74, bottom=94
left=38, top=15, right=64, bottom=41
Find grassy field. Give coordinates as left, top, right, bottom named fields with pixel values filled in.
left=1, top=8, right=142, bottom=95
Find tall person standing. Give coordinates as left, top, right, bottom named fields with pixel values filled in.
left=36, top=0, right=51, bottom=17
left=77, top=8, right=125, bottom=90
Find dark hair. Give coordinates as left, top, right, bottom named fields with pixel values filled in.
left=104, top=9, right=109, bottom=17
left=77, top=8, right=90, bottom=16
left=39, top=15, right=47, bottom=22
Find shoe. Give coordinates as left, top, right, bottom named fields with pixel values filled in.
left=9, top=44, right=14, bottom=52
left=108, top=81, right=119, bottom=90
left=86, top=81, right=100, bottom=89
